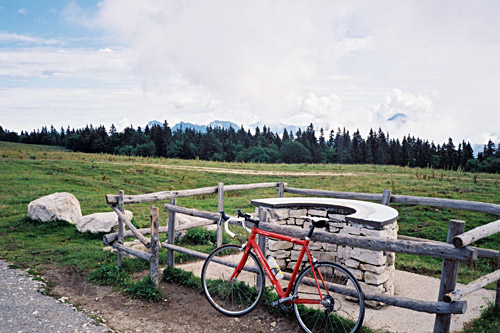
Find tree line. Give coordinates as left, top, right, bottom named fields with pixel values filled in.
left=1, top=122, right=499, bottom=173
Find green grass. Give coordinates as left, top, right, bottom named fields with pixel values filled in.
left=87, top=263, right=163, bottom=301
left=163, top=266, right=201, bottom=289
left=463, top=302, right=500, bottom=332
left=124, top=276, right=164, bottom=301
left=1, top=141, right=500, bottom=329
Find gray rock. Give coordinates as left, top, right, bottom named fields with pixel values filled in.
left=174, top=214, right=214, bottom=238
left=27, top=192, right=82, bottom=224
left=103, top=239, right=148, bottom=258
left=77, top=210, right=133, bottom=233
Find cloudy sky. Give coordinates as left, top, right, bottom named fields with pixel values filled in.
left=1, top=0, right=499, bottom=147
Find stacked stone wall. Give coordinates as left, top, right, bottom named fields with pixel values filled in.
left=259, top=205, right=398, bottom=303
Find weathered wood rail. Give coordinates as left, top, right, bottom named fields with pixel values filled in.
left=103, top=181, right=500, bottom=333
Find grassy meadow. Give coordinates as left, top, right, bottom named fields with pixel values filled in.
left=1, top=141, right=500, bottom=331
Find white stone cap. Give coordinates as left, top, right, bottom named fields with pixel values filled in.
left=251, top=197, right=398, bottom=227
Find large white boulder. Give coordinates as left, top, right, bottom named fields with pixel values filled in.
left=27, top=192, right=82, bottom=224
left=76, top=210, right=133, bottom=234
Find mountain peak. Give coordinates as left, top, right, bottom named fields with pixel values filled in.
left=387, top=113, right=407, bottom=123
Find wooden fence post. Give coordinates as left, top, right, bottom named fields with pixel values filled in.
left=258, top=207, right=267, bottom=256
left=496, top=243, right=500, bottom=310
left=150, top=206, right=160, bottom=287
left=434, top=219, right=465, bottom=333
left=216, top=182, right=224, bottom=247
left=117, top=190, right=125, bottom=268
left=167, top=198, right=177, bottom=268
left=381, top=189, right=391, bottom=206
left=278, top=182, right=285, bottom=198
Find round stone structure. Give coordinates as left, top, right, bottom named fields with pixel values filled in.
left=251, top=197, right=399, bottom=305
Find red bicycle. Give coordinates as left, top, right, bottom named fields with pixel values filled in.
left=201, top=210, right=365, bottom=333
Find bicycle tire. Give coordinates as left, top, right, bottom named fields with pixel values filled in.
left=201, top=244, right=265, bottom=316
left=293, top=261, right=365, bottom=333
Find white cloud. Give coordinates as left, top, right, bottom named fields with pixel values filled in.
left=0, top=33, right=61, bottom=46
left=295, top=93, right=342, bottom=126
left=98, top=48, right=114, bottom=53
left=17, top=8, right=27, bottom=15
left=374, top=89, right=435, bottom=123
left=2, top=0, right=500, bottom=149
left=85, top=0, right=500, bottom=144
left=0, top=46, right=133, bottom=82
left=89, top=0, right=358, bottom=124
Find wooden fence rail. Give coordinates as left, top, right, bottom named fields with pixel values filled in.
left=106, top=182, right=285, bottom=205
left=397, top=235, right=500, bottom=260
left=284, top=187, right=500, bottom=216
left=104, top=181, right=500, bottom=333
left=452, top=219, right=500, bottom=248
left=445, top=269, right=500, bottom=303
left=111, top=205, right=151, bottom=248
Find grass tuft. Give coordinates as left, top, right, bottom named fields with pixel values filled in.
left=124, top=276, right=164, bottom=302
left=87, top=264, right=130, bottom=287
left=463, top=302, right=500, bottom=332
left=163, top=266, right=201, bottom=290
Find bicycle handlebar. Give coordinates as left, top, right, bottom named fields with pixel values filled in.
left=220, top=210, right=231, bottom=222
left=219, top=210, right=256, bottom=239
left=236, top=209, right=258, bottom=224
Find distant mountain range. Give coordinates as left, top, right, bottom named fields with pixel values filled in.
left=249, top=121, right=301, bottom=135
left=146, top=120, right=302, bottom=134
left=171, top=120, right=239, bottom=133
left=147, top=115, right=410, bottom=136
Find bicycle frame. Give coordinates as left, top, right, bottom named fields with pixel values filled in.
left=230, top=225, right=329, bottom=305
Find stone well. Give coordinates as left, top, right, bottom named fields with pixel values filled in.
left=252, top=197, right=399, bottom=303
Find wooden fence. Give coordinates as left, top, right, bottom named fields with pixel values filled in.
left=103, top=181, right=500, bottom=333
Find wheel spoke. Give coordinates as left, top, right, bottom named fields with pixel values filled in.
left=201, top=245, right=265, bottom=316
left=293, top=262, right=365, bottom=333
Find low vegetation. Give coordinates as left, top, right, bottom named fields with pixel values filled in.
left=1, top=141, right=500, bottom=330
left=462, top=303, right=500, bottom=332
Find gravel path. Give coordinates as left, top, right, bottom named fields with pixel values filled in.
left=0, top=260, right=109, bottom=333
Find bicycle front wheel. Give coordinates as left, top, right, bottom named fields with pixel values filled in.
left=201, top=244, right=265, bottom=316
left=293, top=262, right=365, bottom=333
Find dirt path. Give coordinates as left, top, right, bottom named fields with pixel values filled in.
left=39, top=258, right=495, bottom=333
left=98, top=160, right=500, bottom=183
left=42, top=266, right=301, bottom=333
left=100, top=161, right=359, bottom=178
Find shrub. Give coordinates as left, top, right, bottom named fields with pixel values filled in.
left=125, top=276, right=164, bottom=301
left=279, top=141, right=312, bottom=163
left=180, top=227, right=231, bottom=245
left=87, top=265, right=130, bottom=287
left=163, top=266, right=200, bottom=289
left=181, top=227, right=213, bottom=245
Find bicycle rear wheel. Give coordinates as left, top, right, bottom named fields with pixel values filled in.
left=293, top=261, right=365, bottom=333
left=201, top=244, right=265, bottom=316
